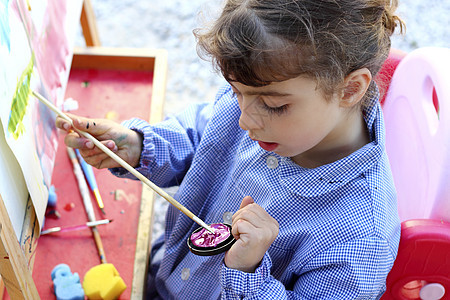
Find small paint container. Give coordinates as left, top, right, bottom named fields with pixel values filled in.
left=187, top=223, right=236, bottom=256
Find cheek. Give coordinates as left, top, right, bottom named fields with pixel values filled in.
left=300, top=101, right=341, bottom=130
left=275, top=113, right=330, bottom=146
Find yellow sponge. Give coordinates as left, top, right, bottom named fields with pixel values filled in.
left=82, top=264, right=126, bottom=300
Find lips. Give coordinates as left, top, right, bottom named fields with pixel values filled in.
left=257, top=141, right=278, bottom=152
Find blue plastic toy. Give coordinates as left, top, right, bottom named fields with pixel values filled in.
left=51, top=264, right=85, bottom=300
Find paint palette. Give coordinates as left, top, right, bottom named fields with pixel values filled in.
left=187, top=223, right=236, bottom=256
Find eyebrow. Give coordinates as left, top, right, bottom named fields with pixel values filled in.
left=229, top=82, right=292, bottom=97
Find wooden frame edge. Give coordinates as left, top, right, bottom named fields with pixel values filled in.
left=0, top=195, right=39, bottom=299
left=80, top=0, right=101, bottom=47
left=71, top=46, right=168, bottom=72
left=130, top=48, right=167, bottom=299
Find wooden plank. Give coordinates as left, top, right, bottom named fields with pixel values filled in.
left=0, top=279, right=4, bottom=299
left=71, top=47, right=169, bottom=71
left=148, top=48, right=168, bottom=125
left=19, top=197, right=40, bottom=270
left=80, top=0, right=101, bottom=46
left=0, top=195, right=39, bottom=299
left=131, top=184, right=155, bottom=299
left=131, top=47, right=167, bottom=299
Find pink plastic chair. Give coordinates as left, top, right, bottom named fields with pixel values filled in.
left=379, top=48, right=450, bottom=300
left=376, top=48, right=407, bottom=106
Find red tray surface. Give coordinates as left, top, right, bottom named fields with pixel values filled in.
left=27, top=68, right=153, bottom=299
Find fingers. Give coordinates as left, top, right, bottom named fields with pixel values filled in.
left=77, top=140, right=118, bottom=158
left=57, top=113, right=117, bottom=148
left=55, top=113, right=85, bottom=131
left=71, top=117, right=104, bottom=135
left=56, top=114, right=91, bottom=149
left=79, top=150, right=115, bottom=169
left=232, top=201, right=276, bottom=237
left=239, top=195, right=254, bottom=209
left=233, top=198, right=267, bottom=227
left=55, top=115, right=73, bottom=131
left=224, top=197, right=279, bottom=272
left=231, top=208, right=261, bottom=240
left=56, top=113, right=139, bottom=169
left=56, top=113, right=105, bottom=135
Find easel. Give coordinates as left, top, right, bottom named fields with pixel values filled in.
left=0, top=1, right=167, bottom=298
left=0, top=196, right=40, bottom=298
left=0, top=2, right=99, bottom=298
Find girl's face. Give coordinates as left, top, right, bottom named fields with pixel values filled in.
left=230, top=76, right=366, bottom=168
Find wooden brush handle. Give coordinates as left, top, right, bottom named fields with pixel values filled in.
left=33, top=90, right=213, bottom=233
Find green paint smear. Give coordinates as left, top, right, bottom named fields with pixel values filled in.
left=8, top=54, right=34, bottom=139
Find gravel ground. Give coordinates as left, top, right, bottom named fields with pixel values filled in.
left=76, top=0, right=450, bottom=242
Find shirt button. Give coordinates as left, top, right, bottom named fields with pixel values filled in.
left=266, top=156, right=278, bottom=169
left=223, top=212, right=233, bottom=225
left=181, top=268, right=190, bottom=281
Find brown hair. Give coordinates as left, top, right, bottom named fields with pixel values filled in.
left=195, top=0, right=404, bottom=100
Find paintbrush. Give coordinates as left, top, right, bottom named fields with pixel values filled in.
left=75, top=148, right=106, bottom=215
left=33, top=90, right=214, bottom=233
left=41, top=219, right=113, bottom=235
left=67, top=146, right=107, bottom=263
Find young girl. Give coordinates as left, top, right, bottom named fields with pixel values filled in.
left=57, top=0, right=404, bottom=298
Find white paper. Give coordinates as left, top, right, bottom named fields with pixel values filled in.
left=0, top=0, right=83, bottom=236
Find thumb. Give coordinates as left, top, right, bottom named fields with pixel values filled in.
left=239, top=196, right=254, bottom=209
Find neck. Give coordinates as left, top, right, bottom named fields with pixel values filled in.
left=293, top=111, right=370, bottom=169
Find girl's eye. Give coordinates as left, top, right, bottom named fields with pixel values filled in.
left=261, top=102, right=288, bottom=115
left=232, top=88, right=288, bottom=116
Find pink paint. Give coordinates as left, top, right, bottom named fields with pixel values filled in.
left=12, top=0, right=70, bottom=188
left=34, top=0, right=69, bottom=102
left=190, top=223, right=231, bottom=248
left=15, top=0, right=69, bottom=101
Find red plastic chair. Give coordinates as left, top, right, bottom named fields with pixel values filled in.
left=379, top=48, right=450, bottom=300
left=375, top=48, right=407, bottom=106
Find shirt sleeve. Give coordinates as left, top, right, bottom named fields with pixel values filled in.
left=221, top=253, right=286, bottom=300
left=220, top=236, right=394, bottom=299
left=109, top=102, right=213, bottom=187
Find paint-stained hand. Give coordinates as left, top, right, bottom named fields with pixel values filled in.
left=55, top=113, right=143, bottom=169
left=224, top=196, right=279, bottom=273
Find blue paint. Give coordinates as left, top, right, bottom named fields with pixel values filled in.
left=48, top=185, right=57, bottom=206
left=0, top=0, right=11, bottom=52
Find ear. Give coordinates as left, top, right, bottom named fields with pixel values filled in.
left=340, top=68, right=372, bottom=107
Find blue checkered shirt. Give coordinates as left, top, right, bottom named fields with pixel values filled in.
left=111, top=84, right=400, bottom=299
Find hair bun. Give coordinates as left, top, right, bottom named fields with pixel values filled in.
left=383, top=7, right=405, bottom=35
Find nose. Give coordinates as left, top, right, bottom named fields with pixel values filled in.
left=238, top=99, right=265, bottom=131
left=239, top=105, right=263, bottom=131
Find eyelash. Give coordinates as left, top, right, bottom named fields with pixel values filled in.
left=260, top=102, right=288, bottom=115
left=232, top=90, right=288, bottom=116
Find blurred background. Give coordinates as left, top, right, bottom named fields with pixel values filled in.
left=75, top=0, right=450, bottom=241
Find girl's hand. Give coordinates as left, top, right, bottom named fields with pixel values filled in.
left=224, top=196, right=279, bottom=273
left=55, top=113, right=143, bottom=169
